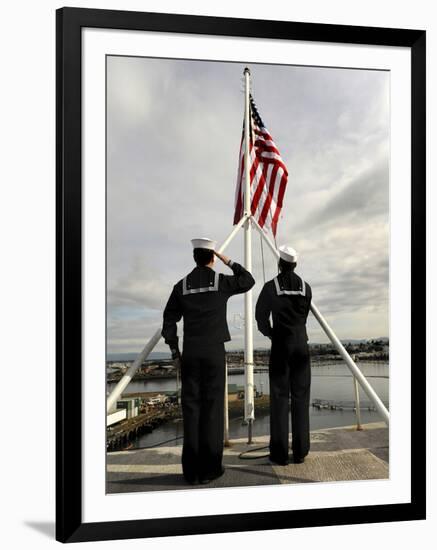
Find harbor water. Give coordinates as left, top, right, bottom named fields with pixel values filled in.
left=107, top=361, right=389, bottom=449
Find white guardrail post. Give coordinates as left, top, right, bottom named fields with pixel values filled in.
left=224, top=359, right=230, bottom=446
left=353, top=376, right=363, bottom=430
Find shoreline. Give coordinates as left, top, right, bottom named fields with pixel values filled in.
left=107, top=359, right=389, bottom=384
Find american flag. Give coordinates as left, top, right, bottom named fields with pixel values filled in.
left=233, top=94, right=289, bottom=238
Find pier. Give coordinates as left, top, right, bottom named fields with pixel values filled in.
left=311, top=398, right=382, bottom=411
left=106, top=392, right=272, bottom=451
left=106, top=421, right=388, bottom=492
left=107, top=404, right=180, bottom=451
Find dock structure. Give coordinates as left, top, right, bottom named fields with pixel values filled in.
left=106, top=405, right=180, bottom=451
left=312, top=398, right=381, bottom=411
left=106, top=422, right=388, bottom=493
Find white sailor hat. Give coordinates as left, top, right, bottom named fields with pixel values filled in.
left=278, top=245, right=299, bottom=263
left=191, top=237, right=217, bottom=250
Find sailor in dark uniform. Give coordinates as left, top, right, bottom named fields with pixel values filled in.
left=255, top=245, right=312, bottom=465
left=162, top=238, right=255, bottom=484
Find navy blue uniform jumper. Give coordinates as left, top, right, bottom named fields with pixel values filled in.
left=255, top=269, right=312, bottom=463
left=162, top=261, right=255, bottom=482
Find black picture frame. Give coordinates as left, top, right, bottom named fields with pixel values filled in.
left=56, top=7, right=426, bottom=543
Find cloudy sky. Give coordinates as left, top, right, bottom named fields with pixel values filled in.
left=106, top=56, right=389, bottom=354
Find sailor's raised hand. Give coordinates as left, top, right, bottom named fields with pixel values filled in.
left=213, top=250, right=231, bottom=265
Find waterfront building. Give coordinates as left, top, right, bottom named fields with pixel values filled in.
left=116, top=397, right=140, bottom=419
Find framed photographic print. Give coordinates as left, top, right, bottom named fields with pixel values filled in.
left=56, top=7, right=426, bottom=543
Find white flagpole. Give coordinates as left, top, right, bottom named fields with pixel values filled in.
left=243, top=67, right=255, bottom=442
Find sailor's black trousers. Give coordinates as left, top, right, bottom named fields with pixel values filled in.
left=269, top=331, right=311, bottom=463
left=180, top=342, right=225, bottom=481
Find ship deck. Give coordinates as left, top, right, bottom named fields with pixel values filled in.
left=106, top=421, right=388, bottom=493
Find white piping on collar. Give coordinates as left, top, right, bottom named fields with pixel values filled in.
left=273, top=274, right=306, bottom=296
left=182, top=271, right=219, bottom=295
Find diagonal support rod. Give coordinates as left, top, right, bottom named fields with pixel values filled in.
left=106, top=328, right=162, bottom=413
left=217, top=214, right=248, bottom=253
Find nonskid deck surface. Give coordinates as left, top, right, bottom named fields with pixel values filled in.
left=106, top=422, right=388, bottom=493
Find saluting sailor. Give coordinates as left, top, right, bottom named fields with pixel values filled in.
left=255, top=245, right=312, bottom=465
left=162, top=238, right=255, bottom=484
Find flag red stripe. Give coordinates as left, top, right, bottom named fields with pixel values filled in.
left=251, top=161, right=269, bottom=215
left=258, top=163, right=280, bottom=229
left=271, top=173, right=288, bottom=235
left=254, top=143, right=280, bottom=155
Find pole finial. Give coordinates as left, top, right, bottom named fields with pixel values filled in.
left=244, top=67, right=251, bottom=75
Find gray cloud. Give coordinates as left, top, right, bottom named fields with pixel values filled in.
left=108, top=258, right=169, bottom=311
left=106, top=57, right=389, bottom=353
left=302, top=159, right=389, bottom=231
